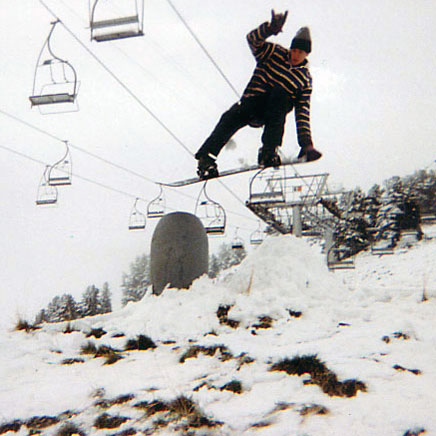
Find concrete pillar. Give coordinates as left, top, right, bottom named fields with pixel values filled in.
left=292, top=205, right=302, bottom=237
left=150, top=212, right=209, bottom=295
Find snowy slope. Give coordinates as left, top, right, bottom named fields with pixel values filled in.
left=1, top=227, right=436, bottom=436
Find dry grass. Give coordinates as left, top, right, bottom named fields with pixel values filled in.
left=26, top=415, right=60, bottom=429
left=220, top=380, right=243, bottom=394
left=94, top=413, right=129, bottom=429
left=15, top=318, right=40, bottom=333
left=86, top=328, right=107, bottom=338
left=62, top=357, right=85, bottom=365
left=56, top=422, right=87, bottom=436
left=270, top=354, right=367, bottom=398
left=0, top=420, right=22, bottom=434
left=95, top=394, right=135, bottom=409
left=124, top=335, right=157, bottom=351
left=179, top=344, right=233, bottom=363
left=216, top=305, right=240, bottom=329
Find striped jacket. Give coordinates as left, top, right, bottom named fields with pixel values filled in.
left=242, top=22, right=313, bottom=147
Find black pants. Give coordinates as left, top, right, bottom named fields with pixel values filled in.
left=195, top=87, right=293, bottom=159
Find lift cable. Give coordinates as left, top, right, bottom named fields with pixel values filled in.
left=38, top=0, right=251, bottom=215
left=0, top=142, right=258, bottom=233
left=165, top=0, right=241, bottom=99
left=39, top=0, right=191, bottom=156
left=0, top=143, right=148, bottom=201
left=0, top=108, right=257, bottom=223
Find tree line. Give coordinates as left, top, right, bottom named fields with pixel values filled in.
left=321, top=168, right=436, bottom=257
left=34, top=243, right=247, bottom=323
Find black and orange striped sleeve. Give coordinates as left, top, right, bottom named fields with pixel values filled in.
left=246, top=21, right=275, bottom=62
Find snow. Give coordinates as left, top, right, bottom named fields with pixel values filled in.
left=1, top=226, right=436, bottom=435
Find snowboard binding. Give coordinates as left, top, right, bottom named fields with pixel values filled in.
left=197, top=155, right=219, bottom=180
left=258, top=147, right=281, bottom=168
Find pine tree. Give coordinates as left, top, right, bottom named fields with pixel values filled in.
left=121, top=254, right=151, bottom=306
left=58, top=294, right=78, bottom=321
left=80, top=285, right=100, bottom=316
left=208, top=254, right=221, bottom=279
left=100, top=282, right=112, bottom=314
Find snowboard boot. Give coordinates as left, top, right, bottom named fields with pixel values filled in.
left=258, top=147, right=281, bottom=168
left=196, top=154, right=219, bottom=180
left=297, top=145, right=322, bottom=162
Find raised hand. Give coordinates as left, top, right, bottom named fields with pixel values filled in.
left=269, top=9, right=288, bottom=35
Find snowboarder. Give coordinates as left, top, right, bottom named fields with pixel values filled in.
left=195, top=10, right=322, bottom=180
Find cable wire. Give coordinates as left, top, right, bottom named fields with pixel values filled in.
left=165, top=0, right=241, bottom=99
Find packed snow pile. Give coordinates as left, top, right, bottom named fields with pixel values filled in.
left=1, top=232, right=436, bottom=436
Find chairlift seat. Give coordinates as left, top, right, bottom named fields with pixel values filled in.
left=48, top=176, right=72, bottom=186
left=147, top=210, right=165, bottom=219
left=205, top=225, right=225, bottom=235
left=249, top=191, right=285, bottom=204
left=91, top=14, right=139, bottom=29
left=93, top=29, right=143, bottom=42
left=129, top=223, right=146, bottom=230
left=250, top=238, right=263, bottom=245
left=328, top=260, right=355, bottom=270
left=29, top=93, right=75, bottom=106
left=35, top=198, right=57, bottom=206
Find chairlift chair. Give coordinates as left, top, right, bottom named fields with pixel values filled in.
left=128, top=198, right=146, bottom=230
left=29, top=21, right=79, bottom=114
left=248, top=167, right=285, bottom=205
left=147, top=186, right=165, bottom=218
left=48, top=141, right=72, bottom=186
left=231, top=229, right=245, bottom=250
left=250, top=222, right=265, bottom=245
left=89, top=0, right=145, bottom=42
left=36, top=166, right=58, bottom=206
left=327, top=245, right=355, bottom=270
left=195, top=183, right=226, bottom=235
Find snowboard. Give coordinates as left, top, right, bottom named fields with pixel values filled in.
left=159, top=156, right=310, bottom=188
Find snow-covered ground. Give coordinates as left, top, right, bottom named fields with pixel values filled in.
left=1, top=225, right=436, bottom=436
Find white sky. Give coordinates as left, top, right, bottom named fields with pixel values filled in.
left=1, top=0, right=435, bottom=322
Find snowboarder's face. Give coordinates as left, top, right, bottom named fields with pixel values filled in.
left=290, top=48, right=308, bottom=66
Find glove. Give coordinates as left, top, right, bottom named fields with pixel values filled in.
left=269, top=9, right=288, bottom=35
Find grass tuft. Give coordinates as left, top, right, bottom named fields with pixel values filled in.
left=179, top=344, right=233, bottom=363
left=216, top=305, right=240, bottom=329
left=270, top=354, right=366, bottom=398
left=26, top=415, right=60, bottom=429
left=125, top=335, right=157, bottom=351
left=62, top=358, right=85, bottom=365
left=15, top=318, right=40, bottom=333
left=86, top=328, right=107, bottom=338
left=56, top=422, right=87, bottom=436
left=220, top=380, right=243, bottom=394
left=95, top=394, right=135, bottom=409
left=94, top=413, right=129, bottom=429
left=0, top=420, right=22, bottom=434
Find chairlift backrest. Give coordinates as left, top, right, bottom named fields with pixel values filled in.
left=195, top=183, right=227, bottom=236
left=147, top=186, right=165, bottom=218
left=36, top=166, right=58, bottom=206
left=48, top=142, right=72, bottom=186
left=128, top=198, right=146, bottom=230
left=89, top=0, right=145, bottom=42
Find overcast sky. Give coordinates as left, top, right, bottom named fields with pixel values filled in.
left=1, top=0, right=435, bottom=326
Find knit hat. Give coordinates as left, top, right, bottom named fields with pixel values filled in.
left=290, top=27, right=312, bottom=53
